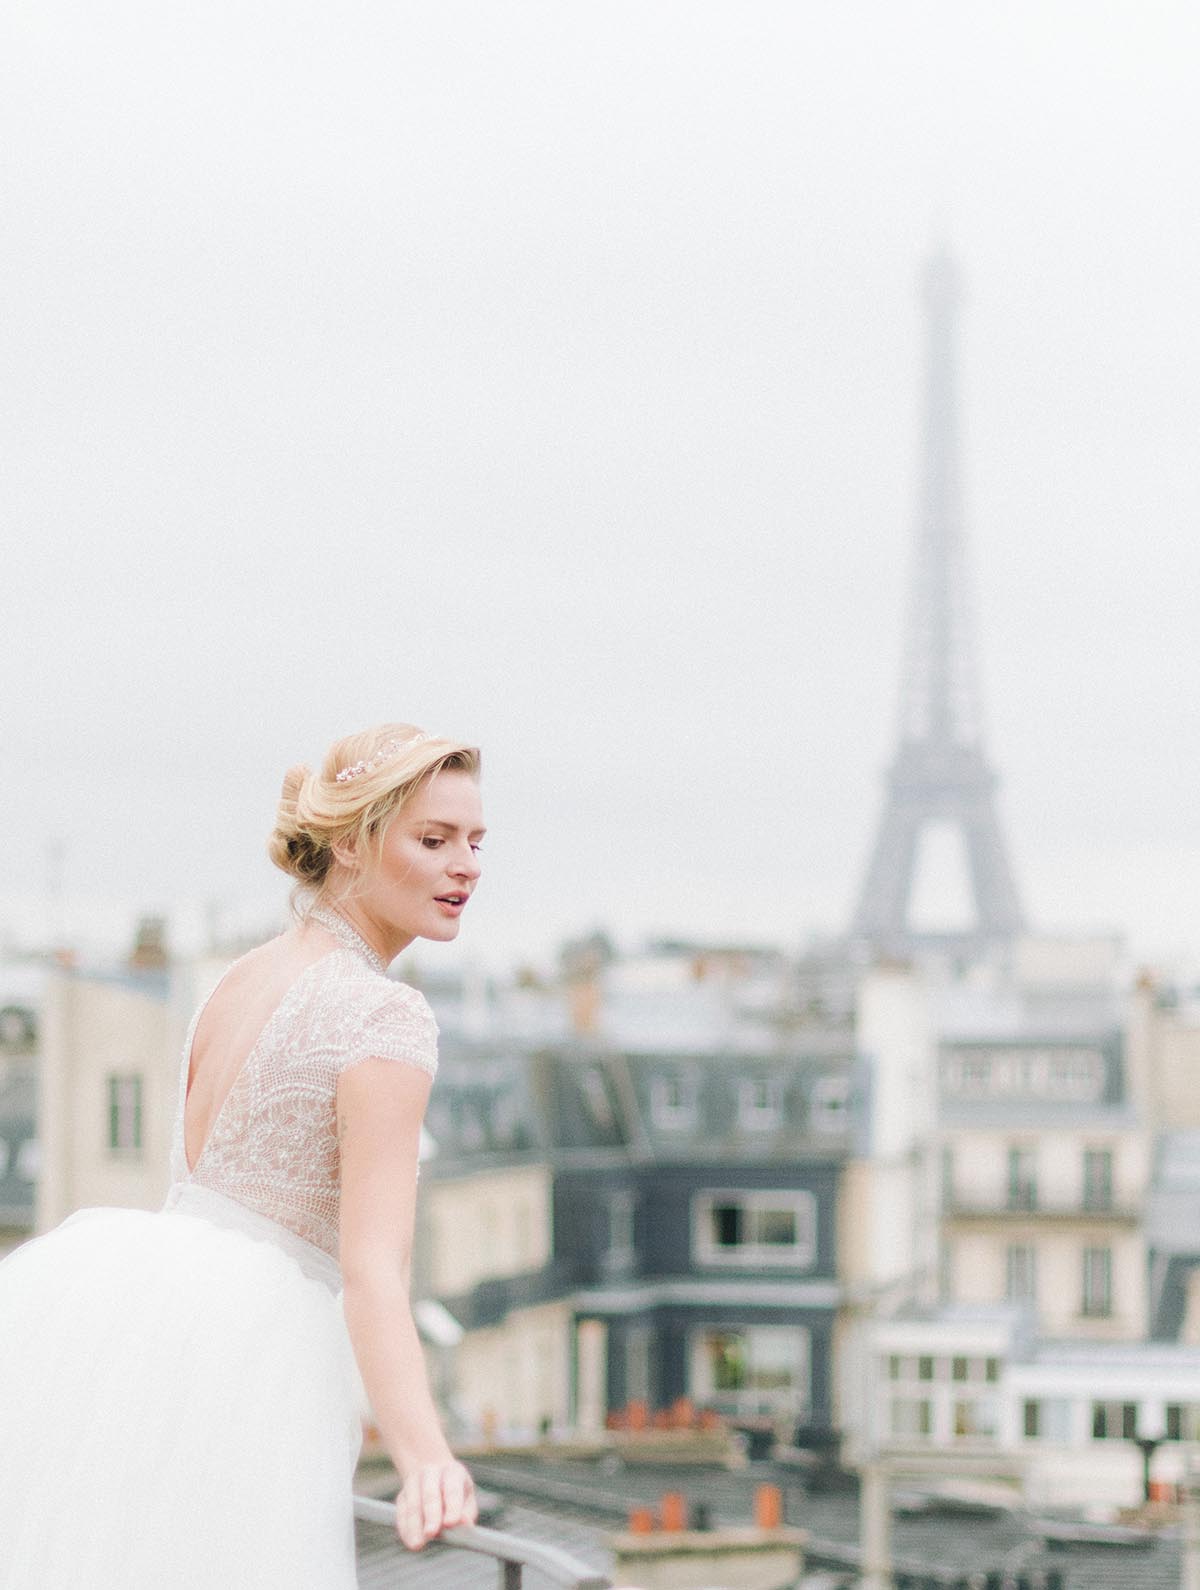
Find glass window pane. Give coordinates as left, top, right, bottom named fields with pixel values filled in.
left=712, top=1204, right=742, bottom=1247
left=756, top=1208, right=797, bottom=1246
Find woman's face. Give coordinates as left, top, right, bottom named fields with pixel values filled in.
left=357, top=770, right=485, bottom=947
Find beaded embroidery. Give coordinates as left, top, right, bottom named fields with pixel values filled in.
left=168, top=924, right=437, bottom=1259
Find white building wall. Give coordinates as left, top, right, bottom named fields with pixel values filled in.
left=850, top=965, right=938, bottom=1299
left=425, top=1163, right=552, bottom=1297
left=454, top=1300, right=572, bottom=1439
left=874, top=1313, right=1200, bottom=1514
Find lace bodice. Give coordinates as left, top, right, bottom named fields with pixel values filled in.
left=167, top=910, right=438, bottom=1260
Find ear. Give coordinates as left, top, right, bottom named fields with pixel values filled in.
left=330, top=837, right=360, bottom=871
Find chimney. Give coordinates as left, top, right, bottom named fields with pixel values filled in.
left=129, top=915, right=169, bottom=972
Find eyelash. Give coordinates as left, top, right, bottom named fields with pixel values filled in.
left=421, top=836, right=483, bottom=854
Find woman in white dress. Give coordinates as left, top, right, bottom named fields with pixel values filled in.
left=0, top=723, right=483, bottom=1588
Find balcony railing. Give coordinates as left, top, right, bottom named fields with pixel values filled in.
left=942, top=1194, right=1137, bottom=1222
left=353, top=1495, right=612, bottom=1588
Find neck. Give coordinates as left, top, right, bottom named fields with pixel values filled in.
left=325, top=900, right=415, bottom=967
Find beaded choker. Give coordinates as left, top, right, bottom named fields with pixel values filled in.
left=308, top=906, right=388, bottom=974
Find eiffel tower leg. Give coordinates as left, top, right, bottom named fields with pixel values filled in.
left=962, top=798, right=1024, bottom=939
left=852, top=799, right=923, bottom=949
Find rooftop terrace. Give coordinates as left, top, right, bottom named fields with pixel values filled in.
left=362, top=1453, right=1189, bottom=1589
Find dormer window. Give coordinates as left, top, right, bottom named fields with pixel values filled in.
left=738, top=1077, right=781, bottom=1130
left=812, top=1075, right=851, bottom=1133
left=651, top=1071, right=696, bottom=1129
left=581, top=1066, right=615, bottom=1130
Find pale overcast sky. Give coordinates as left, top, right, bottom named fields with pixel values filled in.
left=1, top=2, right=1197, bottom=973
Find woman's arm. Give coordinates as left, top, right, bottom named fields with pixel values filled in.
left=337, top=1057, right=477, bottom=1550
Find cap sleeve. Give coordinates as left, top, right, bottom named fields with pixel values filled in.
left=341, top=981, right=439, bottom=1079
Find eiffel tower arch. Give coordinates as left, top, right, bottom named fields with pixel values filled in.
left=851, top=248, right=1024, bottom=960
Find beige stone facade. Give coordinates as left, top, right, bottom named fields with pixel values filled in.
left=454, top=1299, right=574, bottom=1439
left=35, top=967, right=192, bottom=1230
left=941, top=1126, right=1149, bottom=1340
left=1128, top=975, right=1200, bottom=1131
left=421, top=1162, right=552, bottom=1297
left=416, top=1160, right=572, bottom=1437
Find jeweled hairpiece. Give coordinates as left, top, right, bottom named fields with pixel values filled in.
left=334, top=733, right=434, bottom=784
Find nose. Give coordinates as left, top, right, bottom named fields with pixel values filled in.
left=451, top=845, right=482, bottom=882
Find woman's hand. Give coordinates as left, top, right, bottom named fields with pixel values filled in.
left=396, top=1458, right=477, bottom=1551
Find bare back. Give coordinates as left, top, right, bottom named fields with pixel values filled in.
left=183, top=925, right=340, bottom=1175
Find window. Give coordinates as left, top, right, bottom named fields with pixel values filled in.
left=693, top=1191, right=816, bottom=1268
left=651, top=1072, right=696, bottom=1129
left=953, top=1399, right=997, bottom=1439
left=1092, top=1401, right=1137, bottom=1440
left=1047, top=1051, right=1104, bottom=1101
left=917, top=1356, right=936, bottom=1382
left=738, top=1077, right=781, bottom=1131
left=15, top=1138, right=40, bottom=1179
left=939, top=1239, right=954, bottom=1303
left=1007, top=1146, right=1037, bottom=1211
left=107, top=1075, right=143, bottom=1154
left=1082, top=1247, right=1113, bottom=1318
left=961, top=1056, right=991, bottom=1092
left=603, top=1190, right=636, bottom=1275
left=1006, top=1244, right=1038, bottom=1304
left=691, top=1326, right=810, bottom=1417
left=1024, top=1398, right=1072, bottom=1442
left=1165, top=1404, right=1200, bottom=1442
left=1083, top=1148, right=1114, bottom=1212
left=941, top=1146, right=955, bottom=1205
left=812, top=1075, right=851, bottom=1133
left=890, top=1398, right=933, bottom=1439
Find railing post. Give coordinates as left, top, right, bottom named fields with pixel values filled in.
left=502, top=1561, right=522, bottom=1589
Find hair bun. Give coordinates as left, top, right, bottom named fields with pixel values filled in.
left=280, top=764, right=311, bottom=810
left=267, top=764, right=327, bottom=883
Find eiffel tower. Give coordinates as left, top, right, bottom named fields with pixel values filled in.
left=851, top=248, right=1024, bottom=960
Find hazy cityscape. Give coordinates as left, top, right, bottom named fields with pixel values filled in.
left=3, top=3, right=1198, bottom=1587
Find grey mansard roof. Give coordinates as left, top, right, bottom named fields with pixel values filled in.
left=423, top=1035, right=862, bottom=1173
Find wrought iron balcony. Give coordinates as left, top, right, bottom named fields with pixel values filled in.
left=942, top=1193, right=1137, bottom=1222
left=353, top=1495, right=612, bottom=1588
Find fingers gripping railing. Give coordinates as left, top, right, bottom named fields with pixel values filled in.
left=353, top=1495, right=613, bottom=1589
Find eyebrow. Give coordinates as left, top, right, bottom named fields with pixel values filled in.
left=418, top=819, right=487, bottom=837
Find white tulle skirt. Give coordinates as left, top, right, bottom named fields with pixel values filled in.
left=0, top=1188, right=363, bottom=1589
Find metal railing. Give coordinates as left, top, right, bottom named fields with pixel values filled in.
left=353, top=1495, right=613, bottom=1588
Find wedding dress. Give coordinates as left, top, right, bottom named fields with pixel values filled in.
left=0, top=909, right=438, bottom=1589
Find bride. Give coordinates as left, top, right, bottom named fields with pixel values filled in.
left=0, top=724, right=483, bottom=1588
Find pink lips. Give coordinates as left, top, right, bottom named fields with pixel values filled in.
left=434, top=894, right=467, bottom=915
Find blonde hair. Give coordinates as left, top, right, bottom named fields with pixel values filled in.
left=267, top=723, right=481, bottom=908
